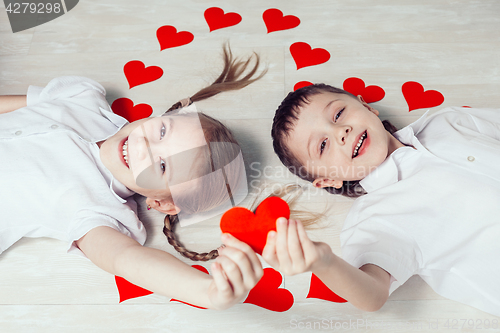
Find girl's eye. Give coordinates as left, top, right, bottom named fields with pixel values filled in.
left=160, top=124, right=166, bottom=139
left=335, top=107, right=345, bottom=122
left=320, top=139, right=327, bottom=155
left=160, top=158, right=166, bottom=174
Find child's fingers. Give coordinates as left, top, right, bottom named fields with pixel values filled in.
left=215, top=255, right=246, bottom=296
left=218, top=246, right=262, bottom=289
left=210, top=262, right=233, bottom=298
left=262, top=230, right=278, bottom=267
left=275, top=217, right=293, bottom=269
left=296, top=219, right=318, bottom=262
left=221, top=233, right=262, bottom=275
left=287, top=219, right=305, bottom=267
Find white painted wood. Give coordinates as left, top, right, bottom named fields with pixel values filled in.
left=1, top=0, right=499, bottom=331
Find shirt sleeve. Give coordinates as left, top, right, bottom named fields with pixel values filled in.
left=27, top=76, right=106, bottom=107
left=19, top=76, right=128, bottom=142
left=66, top=199, right=147, bottom=259
left=340, top=210, right=422, bottom=295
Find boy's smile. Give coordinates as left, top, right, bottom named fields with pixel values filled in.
left=285, top=92, right=405, bottom=188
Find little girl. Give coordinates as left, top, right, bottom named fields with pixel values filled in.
left=266, top=84, right=500, bottom=316
left=0, top=45, right=265, bottom=310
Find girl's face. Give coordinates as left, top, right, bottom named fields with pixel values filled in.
left=99, top=113, right=207, bottom=205
left=286, top=92, right=403, bottom=188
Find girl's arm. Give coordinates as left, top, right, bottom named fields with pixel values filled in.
left=76, top=226, right=263, bottom=310
left=0, top=95, right=27, bottom=114
left=262, top=218, right=391, bottom=312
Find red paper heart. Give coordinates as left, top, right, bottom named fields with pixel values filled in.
left=294, top=81, right=313, bottom=91
left=170, top=265, right=209, bottom=309
left=263, top=8, right=300, bottom=33
left=156, top=25, right=194, bottom=51
left=307, top=273, right=348, bottom=303
left=124, top=60, right=163, bottom=89
left=111, top=98, right=153, bottom=122
left=290, top=42, right=330, bottom=70
left=115, top=276, right=153, bottom=303
left=204, top=7, right=242, bottom=32
left=244, top=268, right=294, bottom=312
left=220, top=196, right=290, bottom=255
left=343, top=77, right=385, bottom=104
left=402, top=81, right=444, bottom=112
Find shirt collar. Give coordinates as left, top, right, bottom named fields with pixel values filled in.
left=110, top=177, right=135, bottom=203
left=359, top=111, right=430, bottom=193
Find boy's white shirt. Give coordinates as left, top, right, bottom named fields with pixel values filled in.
left=0, top=76, right=147, bottom=257
left=340, top=106, right=500, bottom=316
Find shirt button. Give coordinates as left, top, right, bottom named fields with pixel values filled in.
left=467, top=156, right=475, bottom=162
left=50, top=124, right=58, bottom=129
left=15, top=131, right=22, bottom=136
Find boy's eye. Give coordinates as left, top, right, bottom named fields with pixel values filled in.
left=335, top=107, right=345, bottom=122
left=160, top=124, right=166, bottom=139
left=320, top=139, right=327, bottom=155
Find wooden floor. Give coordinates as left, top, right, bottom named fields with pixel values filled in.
left=1, top=0, right=500, bottom=332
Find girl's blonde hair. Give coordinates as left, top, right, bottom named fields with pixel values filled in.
left=163, top=43, right=267, bottom=261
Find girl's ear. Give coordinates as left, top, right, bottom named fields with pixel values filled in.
left=357, top=95, right=379, bottom=116
left=313, top=178, right=343, bottom=189
left=145, top=198, right=181, bottom=215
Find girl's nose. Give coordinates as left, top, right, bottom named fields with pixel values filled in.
left=135, top=135, right=151, bottom=163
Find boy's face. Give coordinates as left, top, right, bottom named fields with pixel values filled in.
left=286, top=92, right=396, bottom=188
left=99, top=113, right=207, bottom=211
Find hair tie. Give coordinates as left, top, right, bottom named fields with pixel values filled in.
left=179, top=97, right=192, bottom=108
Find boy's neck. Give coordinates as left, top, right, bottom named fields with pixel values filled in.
left=387, top=132, right=412, bottom=156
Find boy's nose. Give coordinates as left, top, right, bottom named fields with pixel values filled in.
left=334, top=125, right=351, bottom=145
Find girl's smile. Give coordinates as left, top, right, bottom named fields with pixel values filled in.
left=120, top=136, right=129, bottom=168
left=99, top=113, right=207, bottom=199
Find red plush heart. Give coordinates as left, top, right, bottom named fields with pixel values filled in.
left=156, top=25, right=194, bottom=51
left=124, top=60, right=163, bottom=89
left=290, top=42, right=330, bottom=70
left=263, top=8, right=300, bottom=33
left=402, top=81, right=444, bottom=112
left=220, top=196, right=290, bottom=255
left=244, top=268, right=294, bottom=312
left=307, top=273, right=348, bottom=303
left=343, top=77, right=385, bottom=104
left=204, top=7, right=242, bottom=32
left=115, top=276, right=153, bottom=303
left=111, top=98, right=153, bottom=122
left=294, top=81, right=313, bottom=91
left=170, top=265, right=209, bottom=309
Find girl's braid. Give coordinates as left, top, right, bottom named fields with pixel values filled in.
left=159, top=43, right=265, bottom=261
left=163, top=214, right=219, bottom=261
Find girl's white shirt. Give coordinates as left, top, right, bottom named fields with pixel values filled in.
left=0, top=76, right=147, bottom=257
left=341, top=106, right=500, bottom=316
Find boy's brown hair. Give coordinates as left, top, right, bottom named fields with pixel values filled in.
left=271, top=84, right=398, bottom=198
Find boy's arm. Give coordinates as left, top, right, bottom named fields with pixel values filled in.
left=262, top=218, right=391, bottom=312
left=0, top=95, right=26, bottom=114
left=76, top=226, right=263, bottom=310
left=313, top=256, right=391, bottom=312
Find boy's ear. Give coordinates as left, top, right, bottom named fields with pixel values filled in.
left=313, top=178, right=343, bottom=189
left=357, top=95, right=379, bottom=116
left=145, top=198, right=181, bottom=215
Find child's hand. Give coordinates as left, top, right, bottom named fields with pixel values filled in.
left=207, top=233, right=264, bottom=310
left=262, top=218, right=333, bottom=276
